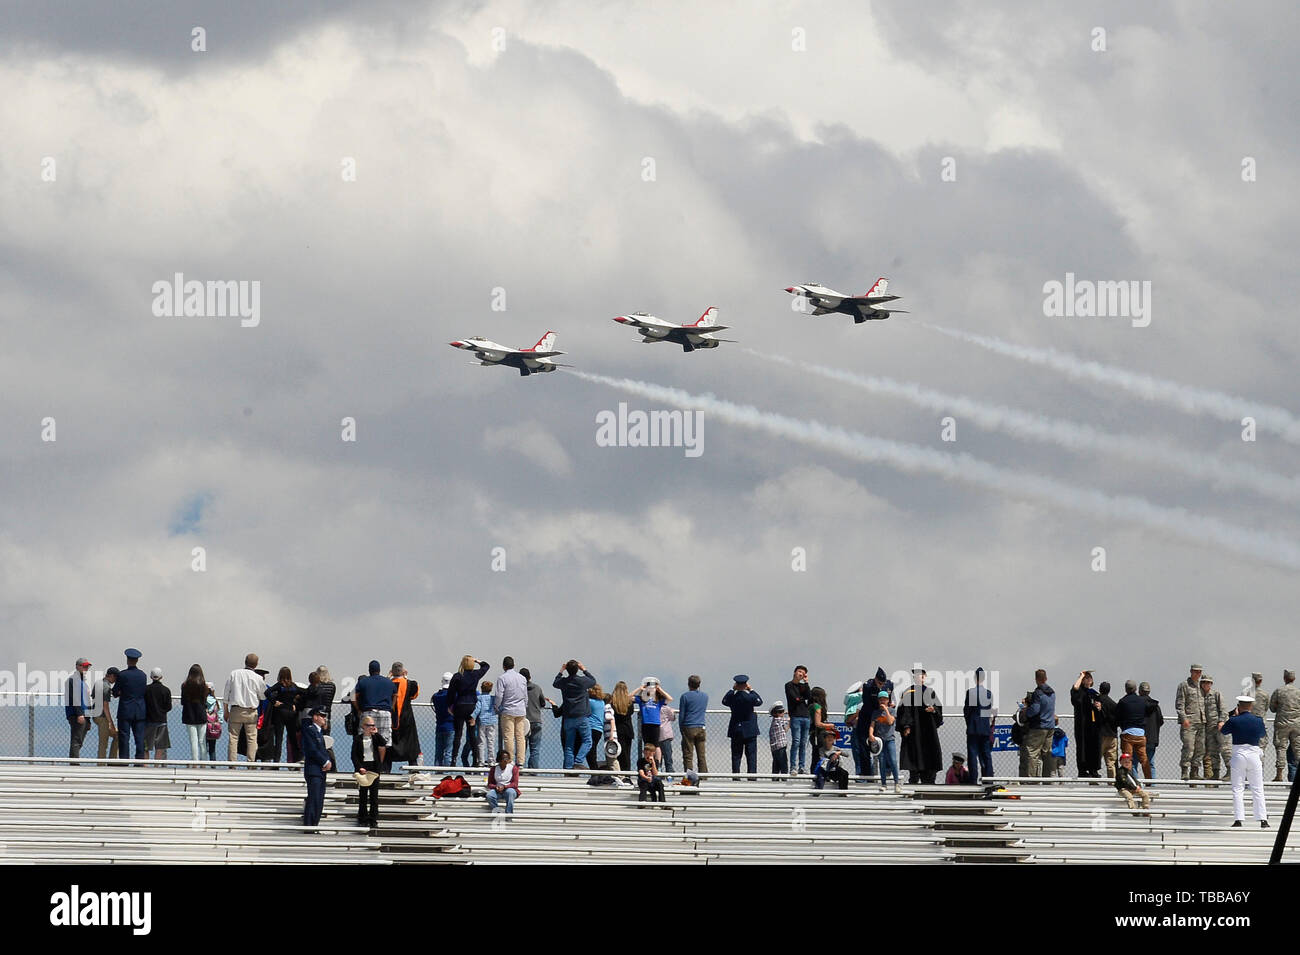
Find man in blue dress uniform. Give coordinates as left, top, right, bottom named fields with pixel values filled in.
left=301, top=708, right=332, bottom=832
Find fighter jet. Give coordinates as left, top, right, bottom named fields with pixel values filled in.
left=448, top=331, right=568, bottom=376
left=783, top=278, right=907, bottom=323
left=612, top=307, right=734, bottom=352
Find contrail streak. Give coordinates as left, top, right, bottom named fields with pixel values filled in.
left=921, top=324, right=1300, bottom=444
left=569, top=369, right=1300, bottom=570
left=747, top=350, right=1300, bottom=504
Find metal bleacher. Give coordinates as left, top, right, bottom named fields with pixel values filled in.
left=0, top=758, right=1291, bottom=864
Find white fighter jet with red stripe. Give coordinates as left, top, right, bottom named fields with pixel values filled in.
left=448, top=330, right=569, bottom=376
left=612, top=306, right=735, bottom=352
left=784, top=278, right=906, bottom=323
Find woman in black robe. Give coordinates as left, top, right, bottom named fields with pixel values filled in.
left=896, top=671, right=943, bottom=784
left=1069, top=670, right=1102, bottom=777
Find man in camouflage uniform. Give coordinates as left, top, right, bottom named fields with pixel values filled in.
left=1176, top=663, right=1205, bottom=779
left=1200, top=674, right=1227, bottom=781
left=1269, top=669, right=1300, bottom=782
left=1253, top=672, right=1270, bottom=718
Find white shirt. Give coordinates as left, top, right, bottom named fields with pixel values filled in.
left=224, top=668, right=267, bottom=709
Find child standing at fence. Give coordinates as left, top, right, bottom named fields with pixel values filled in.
left=872, top=691, right=900, bottom=793
left=769, top=702, right=790, bottom=775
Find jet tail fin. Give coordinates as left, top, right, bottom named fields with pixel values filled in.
left=690, top=306, right=719, bottom=327
left=862, top=277, right=888, bottom=297
left=526, top=330, right=557, bottom=352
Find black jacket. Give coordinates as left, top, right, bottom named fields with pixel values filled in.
left=1098, top=693, right=1118, bottom=737
left=450, top=664, right=490, bottom=710
left=145, top=681, right=173, bottom=723
left=1115, top=692, right=1146, bottom=732
left=552, top=669, right=596, bottom=719
left=1143, top=696, right=1164, bottom=746
left=180, top=682, right=208, bottom=725
left=301, top=681, right=336, bottom=728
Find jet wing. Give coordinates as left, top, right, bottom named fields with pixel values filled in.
left=688, top=324, right=729, bottom=333
left=524, top=350, right=565, bottom=358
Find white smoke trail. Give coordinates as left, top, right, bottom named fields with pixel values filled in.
left=569, top=369, right=1300, bottom=570
left=922, top=324, right=1300, bottom=445
left=746, top=350, right=1300, bottom=504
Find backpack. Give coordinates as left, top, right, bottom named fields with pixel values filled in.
left=206, top=708, right=222, bottom=740
left=1009, top=718, right=1025, bottom=746
left=432, top=775, right=472, bottom=799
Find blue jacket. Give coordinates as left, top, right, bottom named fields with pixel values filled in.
left=588, top=697, right=607, bottom=731
left=354, top=673, right=395, bottom=712
left=964, top=670, right=995, bottom=737
left=432, top=688, right=454, bottom=728
left=301, top=721, right=329, bottom=777
left=1220, top=712, right=1267, bottom=746
left=1025, top=684, right=1056, bottom=730
left=64, top=674, right=91, bottom=720
left=678, top=690, right=709, bottom=728
left=473, top=692, right=497, bottom=724
left=722, top=688, right=763, bottom=739
left=112, top=665, right=149, bottom=721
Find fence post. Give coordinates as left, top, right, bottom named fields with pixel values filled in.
left=28, top=697, right=35, bottom=758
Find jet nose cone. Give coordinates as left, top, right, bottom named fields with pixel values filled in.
left=448, top=341, right=463, bottom=348
left=783, top=287, right=795, bottom=293
left=613, top=316, right=629, bottom=324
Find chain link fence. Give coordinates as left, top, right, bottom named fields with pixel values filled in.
left=1, top=692, right=1238, bottom=779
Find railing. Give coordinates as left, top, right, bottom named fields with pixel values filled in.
left=3, top=692, right=1250, bottom=780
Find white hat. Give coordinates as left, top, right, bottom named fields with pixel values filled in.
left=441, top=672, right=453, bottom=688
left=150, top=667, right=163, bottom=679
left=1236, top=696, right=1255, bottom=704
left=353, top=769, right=379, bottom=788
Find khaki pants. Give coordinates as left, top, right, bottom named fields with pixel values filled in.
left=500, top=714, right=528, bottom=763
left=93, top=714, right=119, bottom=760
left=227, top=705, right=258, bottom=762
left=1120, top=733, right=1150, bottom=779
left=1024, top=728, right=1053, bottom=777
left=1121, top=788, right=1153, bottom=810
left=681, top=726, right=707, bottom=774
left=1101, top=735, right=1118, bottom=778
left=1179, top=722, right=1204, bottom=776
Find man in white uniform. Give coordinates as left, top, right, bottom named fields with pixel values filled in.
left=1219, top=695, right=1268, bottom=828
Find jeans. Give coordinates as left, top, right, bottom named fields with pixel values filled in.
left=452, top=703, right=478, bottom=767
left=562, top=717, right=592, bottom=769
left=486, top=788, right=517, bottom=813
left=68, top=717, right=90, bottom=758
left=460, top=722, right=480, bottom=767
left=789, top=717, right=810, bottom=772
left=771, top=746, right=789, bottom=775
left=586, top=730, right=603, bottom=770
left=526, top=722, right=542, bottom=769
left=878, top=738, right=899, bottom=783
left=435, top=726, right=454, bottom=766
left=730, top=736, right=758, bottom=776
left=187, top=723, right=208, bottom=762
left=851, top=732, right=873, bottom=777
left=967, top=734, right=993, bottom=784
left=658, top=738, right=674, bottom=774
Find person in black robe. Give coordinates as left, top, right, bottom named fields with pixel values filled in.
left=1069, top=670, right=1102, bottom=777
left=388, top=666, right=422, bottom=770
left=896, top=669, right=943, bottom=784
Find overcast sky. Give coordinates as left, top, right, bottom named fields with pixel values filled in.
left=2, top=1, right=1296, bottom=709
